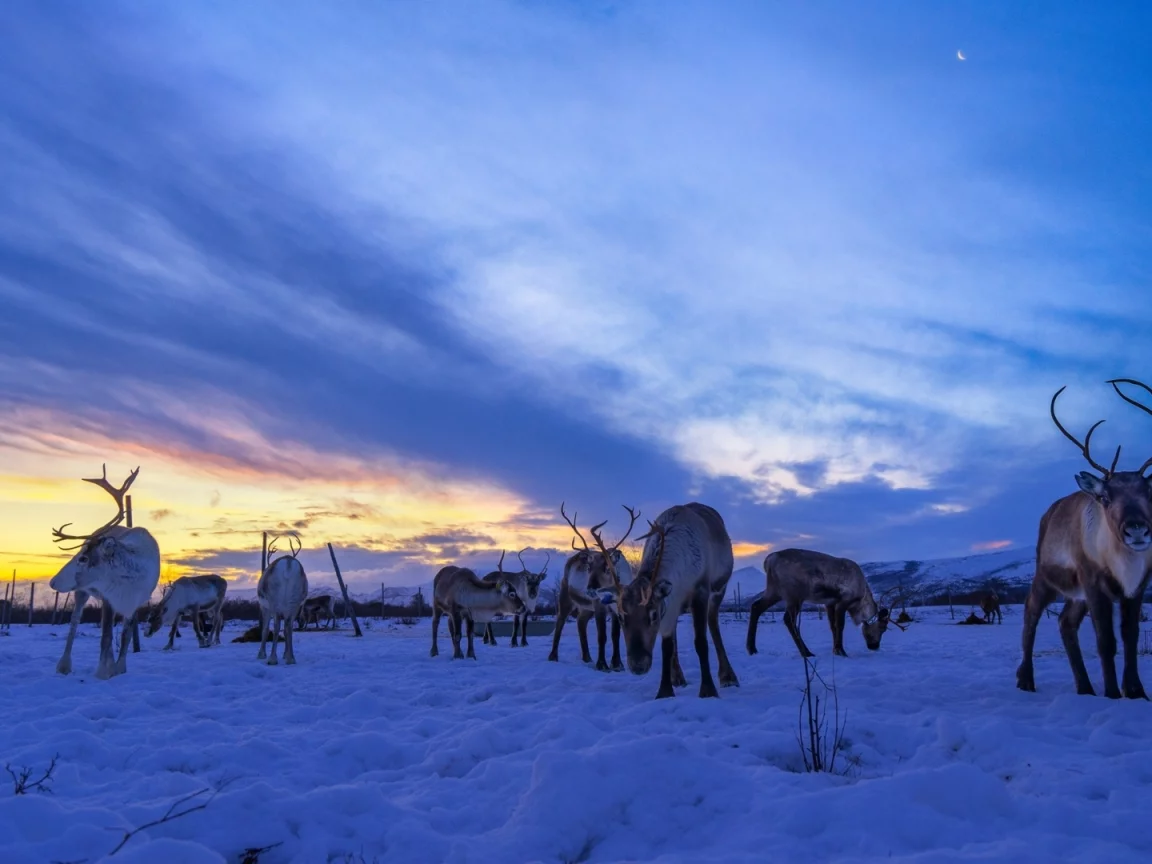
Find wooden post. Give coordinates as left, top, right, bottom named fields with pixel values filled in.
left=28, top=582, right=35, bottom=626
left=5, top=570, right=14, bottom=629
left=1, top=577, right=9, bottom=631
left=380, top=582, right=385, bottom=620
left=327, top=543, right=362, bottom=637
left=51, top=590, right=60, bottom=626
left=948, top=590, right=954, bottom=620
left=261, top=531, right=268, bottom=575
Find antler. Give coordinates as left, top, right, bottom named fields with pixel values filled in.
left=560, top=502, right=590, bottom=552
left=1050, top=386, right=1114, bottom=476
left=877, top=588, right=909, bottom=631
left=497, top=550, right=506, bottom=573
left=1108, top=379, right=1152, bottom=476
left=588, top=505, right=643, bottom=589
left=288, top=532, right=301, bottom=559
left=637, top=519, right=668, bottom=589
left=51, top=464, right=140, bottom=549
left=516, top=547, right=529, bottom=571
left=539, top=550, right=550, bottom=574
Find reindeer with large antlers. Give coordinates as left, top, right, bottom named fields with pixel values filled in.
left=48, top=465, right=160, bottom=679
left=594, top=503, right=739, bottom=699
left=746, top=549, right=904, bottom=658
left=257, top=533, right=308, bottom=665
left=548, top=504, right=640, bottom=672
left=481, top=549, right=551, bottom=646
left=1017, top=381, right=1152, bottom=698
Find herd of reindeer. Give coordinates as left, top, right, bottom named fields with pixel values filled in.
left=33, top=378, right=1152, bottom=701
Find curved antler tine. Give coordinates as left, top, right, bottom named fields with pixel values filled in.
left=588, top=519, right=623, bottom=589
left=497, top=550, right=506, bottom=573
left=1139, top=456, right=1152, bottom=477
left=1110, top=444, right=1122, bottom=475
left=560, top=502, right=590, bottom=552
left=616, top=505, right=640, bottom=547
left=289, top=532, right=302, bottom=558
left=1109, top=378, right=1152, bottom=417
left=1050, top=387, right=1111, bottom=475
left=516, top=547, right=529, bottom=571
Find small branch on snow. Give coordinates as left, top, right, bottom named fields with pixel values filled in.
left=105, top=776, right=236, bottom=856
left=6, top=753, right=59, bottom=795
left=240, top=841, right=284, bottom=863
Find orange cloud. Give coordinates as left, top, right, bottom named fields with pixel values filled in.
left=732, top=541, right=774, bottom=559
left=972, top=540, right=1013, bottom=552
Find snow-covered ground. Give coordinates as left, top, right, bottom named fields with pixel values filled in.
left=3, top=607, right=1152, bottom=863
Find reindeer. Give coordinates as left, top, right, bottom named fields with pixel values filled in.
left=745, top=549, right=902, bottom=658
left=48, top=465, right=160, bottom=679
left=548, top=504, right=639, bottom=671
left=979, top=590, right=1002, bottom=624
left=257, top=533, right=308, bottom=665
left=1017, top=381, right=1152, bottom=698
left=296, top=594, right=336, bottom=630
left=595, top=502, right=739, bottom=699
left=146, top=574, right=227, bottom=649
left=430, top=565, right=524, bottom=659
left=481, top=549, right=551, bottom=646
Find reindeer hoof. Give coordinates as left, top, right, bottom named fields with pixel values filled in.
left=547, top=653, right=559, bottom=662
left=56, top=661, right=72, bottom=676
left=698, top=683, right=720, bottom=699
left=267, top=656, right=279, bottom=666
left=1105, top=686, right=1122, bottom=700
left=720, top=676, right=739, bottom=688
left=655, top=685, right=676, bottom=699
left=746, top=645, right=758, bottom=656
left=612, top=662, right=624, bottom=672
left=430, top=648, right=439, bottom=658
left=286, top=656, right=297, bottom=666
left=595, top=660, right=610, bottom=672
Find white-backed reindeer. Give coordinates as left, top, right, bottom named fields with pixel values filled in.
left=257, top=534, right=308, bottom=666
left=430, top=565, right=524, bottom=659
left=48, top=465, right=160, bottom=679
left=547, top=504, right=638, bottom=671
left=1017, top=381, right=1152, bottom=698
left=481, top=549, right=550, bottom=647
left=146, top=574, right=227, bottom=649
left=745, top=549, right=902, bottom=658
left=596, top=502, right=740, bottom=699
left=297, top=594, right=336, bottom=630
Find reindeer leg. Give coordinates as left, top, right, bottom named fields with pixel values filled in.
left=709, top=595, right=738, bottom=687
left=95, top=603, right=116, bottom=680
left=693, top=594, right=719, bottom=698
left=430, top=608, right=441, bottom=657
left=285, top=609, right=297, bottom=665
left=518, top=612, right=529, bottom=646
left=670, top=631, right=688, bottom=688
left=482, top=623, right=493, bottom=646
left=594, top=606, right=610, bottom=672
left=191, top=607, right=208, bottom=648
left=267, top=614, right=281, bottom=666
left=509, top=614, right=520, bottom=647
left=1085, top=586, right=1121, bottom=699
left=655, top=634, right=676, bottom=699
left=451, top=611, right=465, bottom=659
left=1120, top=597, right=1147, bottom=700
left=829, top=603, right=849, bottom=657
left=746, top=591, right=777, bottom=655
left=466, top=617, right=477, bottom=659
left=610, top=613, right=624, bottom=671
left=1016, top=580, right=1056, bottom=692
left=577, top=611, right=593, bottom=664
left=548, top=592, right=571, bottom=662
left=115, top=613, right=134, bottom=675
left=257, top=608, right=269, bottom=660
left=1057, top=600, right=1094, bottom=695
left=57, top=590, right=88, bottom=675
left=783, top=606, right=814, bottom=658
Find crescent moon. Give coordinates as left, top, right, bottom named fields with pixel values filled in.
left=957, top=50, right=966, bottom=60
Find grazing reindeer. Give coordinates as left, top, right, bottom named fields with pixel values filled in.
left=257, top=533, right=308, bottom=666
left=1017, top=381, right=1152, bottom=698
left=745, top=549, right=902, bottom=658
left=548, top=504, right=639, bottom=671
left=596, top=503, right=739, bottom=699
left=296, top=594, right=336, bottom=630
left=980, top=590, right=1002, bottom=624
left=430, top=566, right=524, bottom=659
left=146, top=574, right=227, bottom=649
left=48, top=465, right=160, bottom=679
left=481, top=549, right=551, bottom=646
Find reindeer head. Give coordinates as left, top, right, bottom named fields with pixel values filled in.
left=492, top=551, right=527, bottom=614
left=516, top=548, right=550, bottom=600
left=48, top=464, right=140, bottom=594
left=860, top=608, right=891, bottom=650
left=1053, top=381, right=1152, bottom=553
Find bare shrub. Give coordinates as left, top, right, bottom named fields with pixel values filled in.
left=6, top=754, right=58, bottom=794
left=796, top=657, right=848, bottom=774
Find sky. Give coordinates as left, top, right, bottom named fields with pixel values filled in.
left=1, top=1, right=1151, bottom=593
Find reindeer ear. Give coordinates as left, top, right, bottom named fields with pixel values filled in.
left=653, top=579, right=672, bottom=600
left=1076, top=471, right=1107, bottom=499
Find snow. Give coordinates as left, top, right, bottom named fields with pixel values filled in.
left=3, top=607, right=1152, bottom=863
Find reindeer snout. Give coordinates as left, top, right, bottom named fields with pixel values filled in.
left=628, top=655, right=651, bottom=675
left=1123, top=521, right=1151, bottom=550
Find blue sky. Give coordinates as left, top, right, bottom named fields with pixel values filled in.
left=1, top=1, right=1150, bottom=587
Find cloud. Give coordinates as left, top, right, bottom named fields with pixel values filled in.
left=972, top=540, right=1014, bottom=553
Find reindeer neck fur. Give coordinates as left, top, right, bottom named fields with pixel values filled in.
left=1080, top=494, right=1152, bottom=598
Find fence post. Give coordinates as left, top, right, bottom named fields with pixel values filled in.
left=327, top=543, right=362, bottom=637
left=28, top=582, right=35, bottom=626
